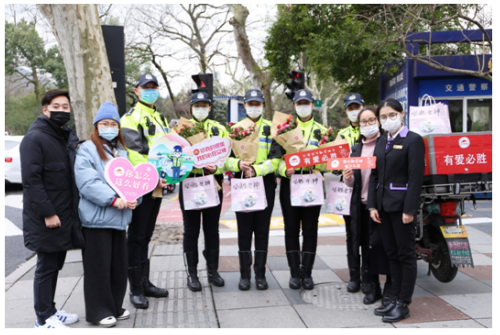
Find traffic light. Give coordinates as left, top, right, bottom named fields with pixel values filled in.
left=285, top=70, right=305, bottom=101
left=191, top=73, right=214, bottom=118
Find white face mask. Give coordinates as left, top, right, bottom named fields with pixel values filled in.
left=296, top=104, right=312, bottom=118
left=347, top=109, right=362, bottom=122
left=192, top=107, right=210, bottom=120
left=381, top=114, right=402, bottom=134
left=246, top=106, right=263, bottom=118
left=360, top=124, right=379, bottom=138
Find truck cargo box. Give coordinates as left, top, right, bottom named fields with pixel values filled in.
left=423, top=132, right=492, bottom=186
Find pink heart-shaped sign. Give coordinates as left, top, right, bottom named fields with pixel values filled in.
left=104, top=158, right=159, bottom=201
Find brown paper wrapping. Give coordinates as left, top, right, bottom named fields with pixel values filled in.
left=319, top=137, right=349, bottom=149
left=186, top=132, right=206, bottom=146
left=174, top=117, right=206, bottom=145
left=174, top=117, right=195, bottom=132
left=231, top=118, right=259, bottom=163
left=271, top=111, right=306, bottom=153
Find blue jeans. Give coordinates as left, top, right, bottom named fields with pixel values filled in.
left=172, top=166, right=180, bottom=181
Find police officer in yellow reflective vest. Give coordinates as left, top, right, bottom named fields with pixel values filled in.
left=277, top=89, right=327, bottom=290
left=225, top=89, right=284, bottom=291
left=338, top=93, right=369, bottom=295
left=180, top=91, right=229, bottom=292
left=120, top=73, right=169, bottom=309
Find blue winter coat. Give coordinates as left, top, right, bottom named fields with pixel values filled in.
left=74, top=140, right=141, bottom=230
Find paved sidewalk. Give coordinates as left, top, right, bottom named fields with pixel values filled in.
left=5, top=181, right=493, bottom=328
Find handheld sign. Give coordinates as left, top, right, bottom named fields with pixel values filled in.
left=328, top=156, right=377, bottom=170
left=104, top=158, right=159, bottom=201
left=148, top=135, right=195, bottom=184
left=191, top=136, right=232, bottom=168
left=284, top=143, right=350, bottom=170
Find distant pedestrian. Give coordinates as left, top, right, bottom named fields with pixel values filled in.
left=75, top=102, right=138, bottom=327
left=20, top=89, right=82, bottom=328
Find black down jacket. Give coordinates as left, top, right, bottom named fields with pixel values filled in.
left=20, top=115, right=84, bottom=252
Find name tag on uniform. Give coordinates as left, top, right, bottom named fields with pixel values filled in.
left=394, top=145, right=403, bottom=149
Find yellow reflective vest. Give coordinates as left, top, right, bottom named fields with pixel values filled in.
left=338, top=124, right=360, bottom=147
left=225, top=117, right=283, bottom=177
left=277, top=117, right=328, bottom=178
left=120, top=102, right=170, bottom=166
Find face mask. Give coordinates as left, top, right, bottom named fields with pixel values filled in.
left=49, top=111, right=70, bottom=127
left=99, top=128, right=119, bottom=142
left=140, top=89, right=159, bottom=104
left=347, top=109, right=362, bottom=122
left=296, top=104, right=312, bottom=118
left=192, top=107, right=210, bottom=120
left=381, top=114, right=402, bottom=134
left=360, top=124, right=379, bottom=138
left=246, top=106, right=263, bottom=118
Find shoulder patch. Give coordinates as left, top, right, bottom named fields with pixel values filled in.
left=126, top=108, right=135, bottom=116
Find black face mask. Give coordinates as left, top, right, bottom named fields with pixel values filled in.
left=49, top=111, right=71, bottom=127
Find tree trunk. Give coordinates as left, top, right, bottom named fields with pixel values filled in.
left=228, top=4, right=274, bottom=120
left=38, top=4, right=117, bottom=139
left=31, top=65, right=41, bottom=106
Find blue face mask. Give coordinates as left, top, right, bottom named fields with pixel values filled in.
left=140, top=89, right=159, bottom=104
left=99, top=128, right=119, bottom=142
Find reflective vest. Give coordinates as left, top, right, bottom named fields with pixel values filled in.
left=189, top=118, right=229, bottom=175
left=338, top=124, right=360, bottom=147
left=120, top=102, right=170, bottom=166
left=225, top=117, right=283, bottom=177
left=278, top=117, right=328, bottom=177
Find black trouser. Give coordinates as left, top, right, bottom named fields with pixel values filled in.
left=236, top=174, right=276, bottom=251
left=280, top=177, right=320, bottom=253
left=127, top=192, right=162, bottom=267
left=180, top=174, right=223, bottom=253
left=34, top=250, right=67, bottom=325
left=82, top=228, right=128, bottom=323
left=378, top=209, right=417, bottom=304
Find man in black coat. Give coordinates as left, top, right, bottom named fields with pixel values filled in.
left=20, top=89, right=83, bottom=328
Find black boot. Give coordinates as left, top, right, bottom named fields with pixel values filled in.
left=238, top=251, right=252, bottom=290
left=300, top=251, right=315, bottom=290
left=254, top=250, right=268, bottom=290
left=380, top=276, right=393, bottom=307
left=203, top=250, right=225, bottom=287
left=361, top=269, right=371, bottom=294
left=374, top=297, right=396, bottom=316
left=346, top=254, right=361, bottom=293
left=141, top=259, right=169, bottom=298
left=382, top=300, right=410, bottom=323
left=184, top=252, right=202, bottom=292
left=286, top=251, right=301, bottom=289
left=128, top=267, right=149, bottom=309
left=363, top=282, right=382, bottom=305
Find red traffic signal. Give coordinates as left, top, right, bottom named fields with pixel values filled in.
left=285, top=70, right=305, bottom=101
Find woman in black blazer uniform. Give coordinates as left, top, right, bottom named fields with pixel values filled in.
left=368, top=98, right=425, bottom=323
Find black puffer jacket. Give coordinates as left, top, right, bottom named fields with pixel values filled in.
left=20, top=115, right=83, bottom=252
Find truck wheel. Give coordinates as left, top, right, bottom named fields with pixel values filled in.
left=430, top=240, right=458, bottom=283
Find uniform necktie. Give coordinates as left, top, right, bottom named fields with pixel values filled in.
left=385, top=137, right=393, bottom=153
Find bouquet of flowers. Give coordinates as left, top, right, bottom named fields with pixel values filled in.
left=271, top=111, right=305, bottom=153
left=229, top=124, right=256, bottom=140
left=174, top=117, right=206, bottom=145
left=229, top=119, right=259, bottom=163
left=276, top=114, right=298, bottom=136
left=318, top=126, right=348, bottom=149
left=224, top=122, right=235, bottom=133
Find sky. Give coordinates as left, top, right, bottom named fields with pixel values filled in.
left=4, top=3, right=279, bottom=98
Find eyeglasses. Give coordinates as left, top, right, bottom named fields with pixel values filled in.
left=379, top=112, right=400, bottom=121
left=97, top=122, right=119, bottom=129
left=359, top=118, right=378, bottom=126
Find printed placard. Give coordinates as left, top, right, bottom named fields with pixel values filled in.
left=104, top=157, right=159, bottom=201
left=192, top=136, right=232, bottom=168
left=148, top=135, right=195, bottom=184
left=284, top=143, right=351, bottom=170
left=325, top=181, right=353, bottom=215
left=327, top=156, right=377, bottom=170
left=445, top=237, right=474, bottom=267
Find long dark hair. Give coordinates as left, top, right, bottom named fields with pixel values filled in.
left=88, top=124, right=127, bottom=162
left=356, top=106, right=384, bottom=143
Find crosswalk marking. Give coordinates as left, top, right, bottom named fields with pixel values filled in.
left=5, top=217, right=23, bottom=236
left=5, top=194, right=23, bottom=210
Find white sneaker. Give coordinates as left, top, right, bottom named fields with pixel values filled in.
left=117, top=309, right=130, bottom=320
left=54, top=308, right=79, bottom=325
left=96, top=316, right=117, bottom=328
left=34, top=315, right=70, bottom=328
